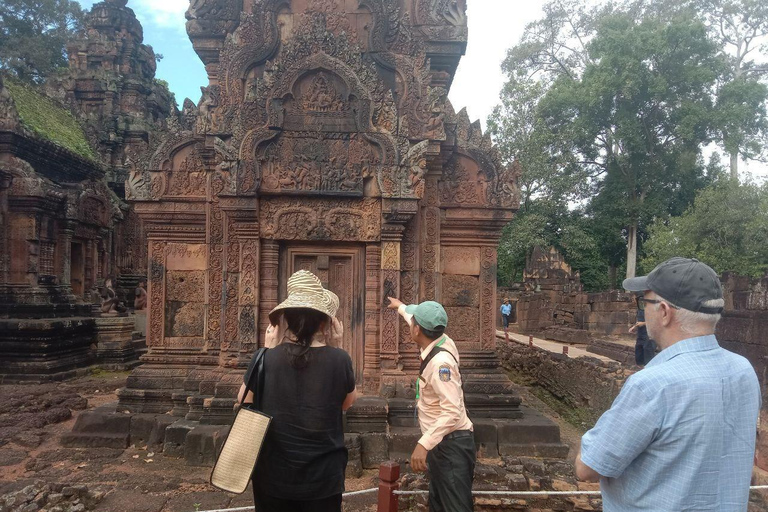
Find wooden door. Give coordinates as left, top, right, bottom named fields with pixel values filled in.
left=280, top=245, right=365, bottom=385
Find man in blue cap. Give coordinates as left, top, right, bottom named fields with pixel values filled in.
left=575, top=257, right=760, bottom=511
left=387, top=297, right=475, bottom=512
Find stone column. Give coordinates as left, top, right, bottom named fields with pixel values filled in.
left=258, top=239, right=279, bottom=347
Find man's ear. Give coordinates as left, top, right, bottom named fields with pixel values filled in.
left=661, top=303, right=674, bottom=327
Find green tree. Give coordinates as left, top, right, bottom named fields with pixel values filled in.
left=0, top=0, right=84, bottom=83
left=644, top=179, right=768, bottom=276
left=538, top=13, right=722, bottom=279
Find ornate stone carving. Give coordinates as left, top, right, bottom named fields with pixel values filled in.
left=260, top=198, right=380, bottom=241
left=480, top=246, right=497, bottom=350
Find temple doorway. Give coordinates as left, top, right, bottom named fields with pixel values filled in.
left=71, top=242, right=85, bottom=297
left=279, top=244, right=365, bottom=385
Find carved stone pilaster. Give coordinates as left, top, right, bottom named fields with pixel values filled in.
left=420, top=175, right=441, bottom=301
left=380, top=239, right=401, bottom=372
left=480, top=246, right=498, bottom=351
left=147, top=240, right=166, bottom=348
left=364, top=244, right=381, bottom=394
left=258, top=239, right=279, bottom=347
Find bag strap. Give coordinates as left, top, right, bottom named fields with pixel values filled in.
left=419, top=345, right=458, bottom=376
left=241, top=347, right=268, bottom=407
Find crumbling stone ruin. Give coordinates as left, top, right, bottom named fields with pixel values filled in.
left=0, top=0, right=174, bottom=381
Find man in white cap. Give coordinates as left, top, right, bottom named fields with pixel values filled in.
left=575, top=257, right=760, bottom=511
left=387, top=297, right=475, bottom=512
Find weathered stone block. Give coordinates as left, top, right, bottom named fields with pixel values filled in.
left=163, top=419, right=197, bottom=458
left=60, top=410, right=130, bottom=449
left=444, top=307, right=479, bottom=342
left=346, top=396, right=388, bottom=433
left=184, top=425, right=230, bottom=466
left=442, top=247, right=481, bottom=276
left=345, top=433, right=362, bottom=478
left=361, top=432, right=388, bottom=469
left=472, top=419, right=498, bottom=458
left=442, top=275, right=480, bottom=307
left=388, top=427, right=421, bottom=465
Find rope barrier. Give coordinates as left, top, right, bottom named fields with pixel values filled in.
left=190, top=488, right=379, bottom=512
left=193, top=485, right=768, bottom=511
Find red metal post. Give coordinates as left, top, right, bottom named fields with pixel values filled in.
left=563, top=345, right=569, bottom=356
left=378, top=461, right=401, bottom=512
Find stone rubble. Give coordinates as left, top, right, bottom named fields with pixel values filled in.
left=0, top=483, right=103, bottom=512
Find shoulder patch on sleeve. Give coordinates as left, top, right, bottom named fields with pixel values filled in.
left=438, top=364, right=451, bottom=382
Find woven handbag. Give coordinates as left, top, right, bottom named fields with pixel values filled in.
left=210, top=348, right=271, bottom=494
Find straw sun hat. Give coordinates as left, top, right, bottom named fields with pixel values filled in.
left=269, top=270, right=340, bottom=323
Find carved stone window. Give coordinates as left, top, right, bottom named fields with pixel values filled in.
left=39, top=241, right=56, bottom=276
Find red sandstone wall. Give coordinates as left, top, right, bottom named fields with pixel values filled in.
left=512, top=289, right=635, bottom=339
left=717, top=273, right=768, bottom=471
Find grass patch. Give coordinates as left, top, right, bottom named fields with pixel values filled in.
left=505, top=367, right=596, bottom=434
left=4, top=78, right=96, bottom=161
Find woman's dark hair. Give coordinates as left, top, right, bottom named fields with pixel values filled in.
left=284, top=308, right=328, bottom=368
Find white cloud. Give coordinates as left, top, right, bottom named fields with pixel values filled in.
left=132, top=0, right=189, bottom=33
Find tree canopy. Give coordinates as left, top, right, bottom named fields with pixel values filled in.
left=644, top=179, right=768, bottom=276
left=0, top=0, right=84, bottom=83
left=491, top=0, right=767, bottom=289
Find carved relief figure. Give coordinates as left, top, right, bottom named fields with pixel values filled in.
left=100, top=278, right=125, bottom=314
left=134, top=280, right=147, bottom=310
left=302, top=72, right=343, bottom=112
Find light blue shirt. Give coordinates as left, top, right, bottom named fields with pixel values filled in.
left=500, top=304, right=512, bottom=315
left=580, top=335, right=760, bottom=512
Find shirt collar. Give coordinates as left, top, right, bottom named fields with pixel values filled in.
left=645, top=334, right=719, bottom=368
left=420, top=335, right=446, bottom=360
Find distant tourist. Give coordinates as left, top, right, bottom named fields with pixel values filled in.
left=500, top=299, right=512, bottom=332
left=238, top=270, right=356, bottom=512
left=575, top=258, right=760, bottom=512
left=387, top=297, right=475, bottom=512
left=629, top=293, right=655, bottom=365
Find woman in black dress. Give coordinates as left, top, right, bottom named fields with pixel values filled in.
left=237, top=270, right=357, bottom=512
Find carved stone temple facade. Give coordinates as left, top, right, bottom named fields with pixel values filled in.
left=0, top=0, right=173, bottom=381
left=117, top=0, right=526, bottom=430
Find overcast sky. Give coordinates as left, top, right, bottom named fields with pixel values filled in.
left=76, top=0, right=766, bottom=180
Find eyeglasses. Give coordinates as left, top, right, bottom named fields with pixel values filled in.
left=637, top=297, right=679, bottom=310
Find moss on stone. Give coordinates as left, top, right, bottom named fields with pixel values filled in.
left=4, top=78, right=97, bottom=162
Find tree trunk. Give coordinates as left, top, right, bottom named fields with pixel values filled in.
left=608, top=265, right=617, bottom=290
left=626, top=222, right=638, bottom=280
left=730, top=151, right=739, bottom=181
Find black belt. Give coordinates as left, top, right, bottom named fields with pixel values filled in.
left=444, top=429, right=472, bottom=440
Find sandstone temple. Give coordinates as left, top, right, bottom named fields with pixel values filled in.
left=2, top=0, right=571, bottom=463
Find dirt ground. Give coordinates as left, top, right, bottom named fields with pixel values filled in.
left=0, top=372, right=379, bottom=512
left=3, top=371, right=766, bottom=512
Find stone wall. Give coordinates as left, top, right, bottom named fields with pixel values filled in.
left=513, top=289, right=636, bottom=342
left=716, top=273, right=768, bottom=471
left=497, top=338, right=633, bottom=427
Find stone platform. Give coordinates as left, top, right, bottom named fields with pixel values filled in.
left=62, top=397, right=568, bottom=469
left=0, top=316, right=97, bottom=383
